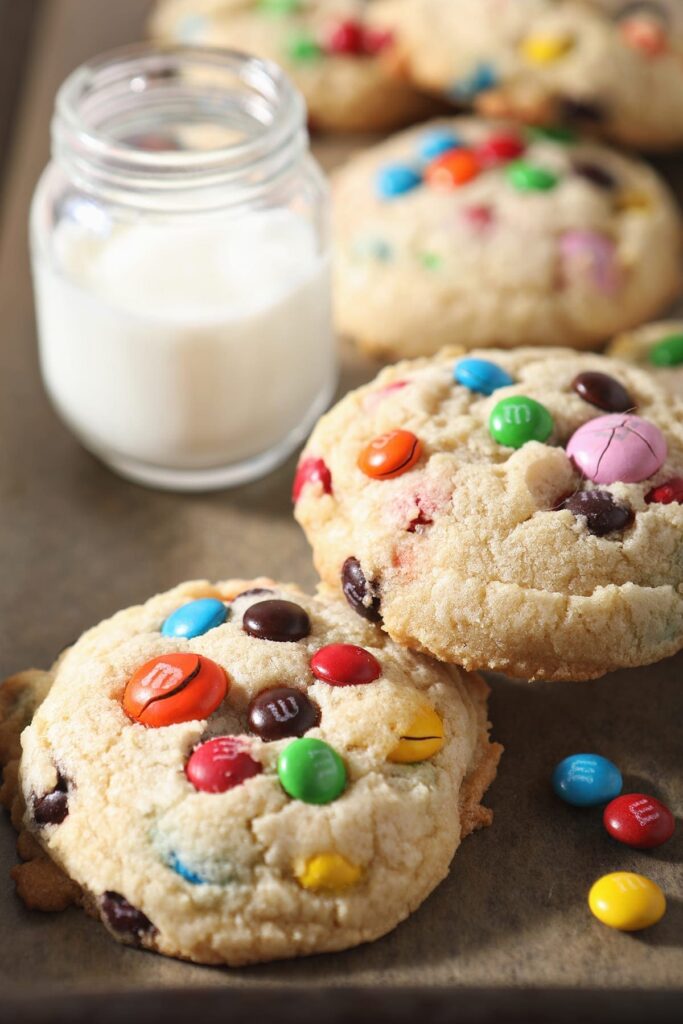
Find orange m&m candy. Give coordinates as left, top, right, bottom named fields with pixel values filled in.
left=425, top=149, right=480, bottom=189
left=358, top=430, right=422, bottom=480
left=123, top=652, right=228, bottom=727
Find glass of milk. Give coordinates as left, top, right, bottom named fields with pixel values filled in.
left=30, top=46, right=335, bottom=490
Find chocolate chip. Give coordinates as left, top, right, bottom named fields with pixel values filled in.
left=560, top=98, right=605, bottom=123
left=572, top=372, right=634, bottom=413
left=34, top=774, right=69, bottom=826
left=560, top=491, right=634, bottom=536
left=234, top=588, right=275, bottom=601
left=248, top=686, right=320, bottom=742
left=572, top=162, right=617, bottom=190
left=242, top=600, right=311, bottom=642
left=341, top=557, right=381, bottom=623
left=101, top=892, right=154, bottom=937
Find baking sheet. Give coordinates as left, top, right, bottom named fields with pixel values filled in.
left=0, top=0, right=681, bottom=1015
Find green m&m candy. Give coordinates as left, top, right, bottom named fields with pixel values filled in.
left=260, top=0, right=301, bottom=13
left=277, top=737, right=346, bottom=804
left=287, top=31, right=323, bottom=62
left=649, top=334, right=683, bottom=367
left=506, top=160, right=558, bottom=192
left=489, top=396, right=554, bottom=448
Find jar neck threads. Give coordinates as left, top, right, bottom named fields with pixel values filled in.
left=52, top=45, right=308, bottom=212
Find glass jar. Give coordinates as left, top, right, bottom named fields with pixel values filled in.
left=30, top=45, right=335, bottom=491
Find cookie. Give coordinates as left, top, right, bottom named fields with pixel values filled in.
left=608, top=319, right=683, bottom=402
left=371, top=0, right=683, bottom=149
left=0, top=578, right=500, bottom=966
left=294, top=348, right=683, bottom=681
left=149, top=0, right=433, bottom=132
left=332, top=117, right=681, bottom=360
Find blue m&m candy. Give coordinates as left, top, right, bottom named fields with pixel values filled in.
left=376, top=164, right=422, bottom=199
left=552, top=754, right=623, bottom=807
left=449, top=62, right=498, bottom=99
left=417, top=130, right=462, bottom=163
left=454, top=358, right=514, bottom=396
left=169, top=852, right=204, bottom=885
left=161, top=598, right=228, bottom=640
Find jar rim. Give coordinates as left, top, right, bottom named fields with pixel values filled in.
left=52, top=44, right=308, bottom=207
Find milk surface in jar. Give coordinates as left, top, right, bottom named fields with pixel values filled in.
left=31, top=47, right=335, bottom=490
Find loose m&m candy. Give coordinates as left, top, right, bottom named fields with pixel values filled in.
left=123, top=653, right=227, bottom=728
left=489, top=396, right=553, bottom=448
left=186, top=737, right=262, bottom=793
left=358, top=430, right=422, bottom=480
left=589, top=872, right=666, bottom=932
left=603, top=793, right=675, bottom=849
left=277, top=737, right=346, bottom=804
left=552, top=753, right=622, bottom=807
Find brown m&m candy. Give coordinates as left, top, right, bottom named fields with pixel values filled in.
left=560, top=490, right=633, bottom=536
left=248, top=686, right=320, bottom=741
left=34, top=774, right=69, bottom=826
left=123, top=653, right=227, bottom=727
left=358, top=430, right=422, bottom=480
left=571, top=372, right=633, bottom=413
left=243, top=600, right=311, bottom=642
left=341, top=557, right=381, bottom=622
left=101, top=892, right=155, bottom=938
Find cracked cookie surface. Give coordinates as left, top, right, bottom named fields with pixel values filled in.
left=0, top=578, right=499, bottom=966
left=295, top=347, right=683, bottom=680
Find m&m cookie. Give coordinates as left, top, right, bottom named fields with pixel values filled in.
left=607, top=320, right=683, bottom=402
left=370, top=0, right=683, bottom=149
left=295, top=347, right=683, bottom=680
left=0, top=578, right=501, bottom=966
left=333, top=117, right=681, bottom=360
left=149, top=0, right=433, bottom=132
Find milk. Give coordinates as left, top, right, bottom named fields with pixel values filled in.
left=32, top=207, right=335, bottom=488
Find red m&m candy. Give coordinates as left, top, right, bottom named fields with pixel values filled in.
left=186, top=737, right=262, bottom=793
left=310, top=644, right=381, bottom=686
left=476, top=132, right=525, bottom=167
left=326, top=18, right=364, bottom=55
left=292, top=456, right=332, bottom=502
left=358, top=430, right=422, bottom=480
left=123, top=653, right=227, bottom=727
left=646, top=477, right=683, bottom=505
left=603, top=793, right=675, bottom=849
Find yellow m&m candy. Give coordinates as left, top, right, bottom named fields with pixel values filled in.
left=588, top=872, right=666, bottom=932
left=521, top=34, right=574, bottom=64
left=295, top=853, right=362, bottom=891
left=388, top=706, right=444, bottom=764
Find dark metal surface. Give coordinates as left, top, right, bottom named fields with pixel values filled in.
left=0, top=2, right=682, bottom=1021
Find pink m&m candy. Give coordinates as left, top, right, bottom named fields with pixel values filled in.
left=559, top=230, right=621, bottom=295
left=186, top=737, right=262, bottom=793
left=603, top=793, right=675, bottom=850
left=566, top=414, right=667, bottom=484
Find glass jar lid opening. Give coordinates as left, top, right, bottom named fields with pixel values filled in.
left=53, top=45, right=307, bottom=207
